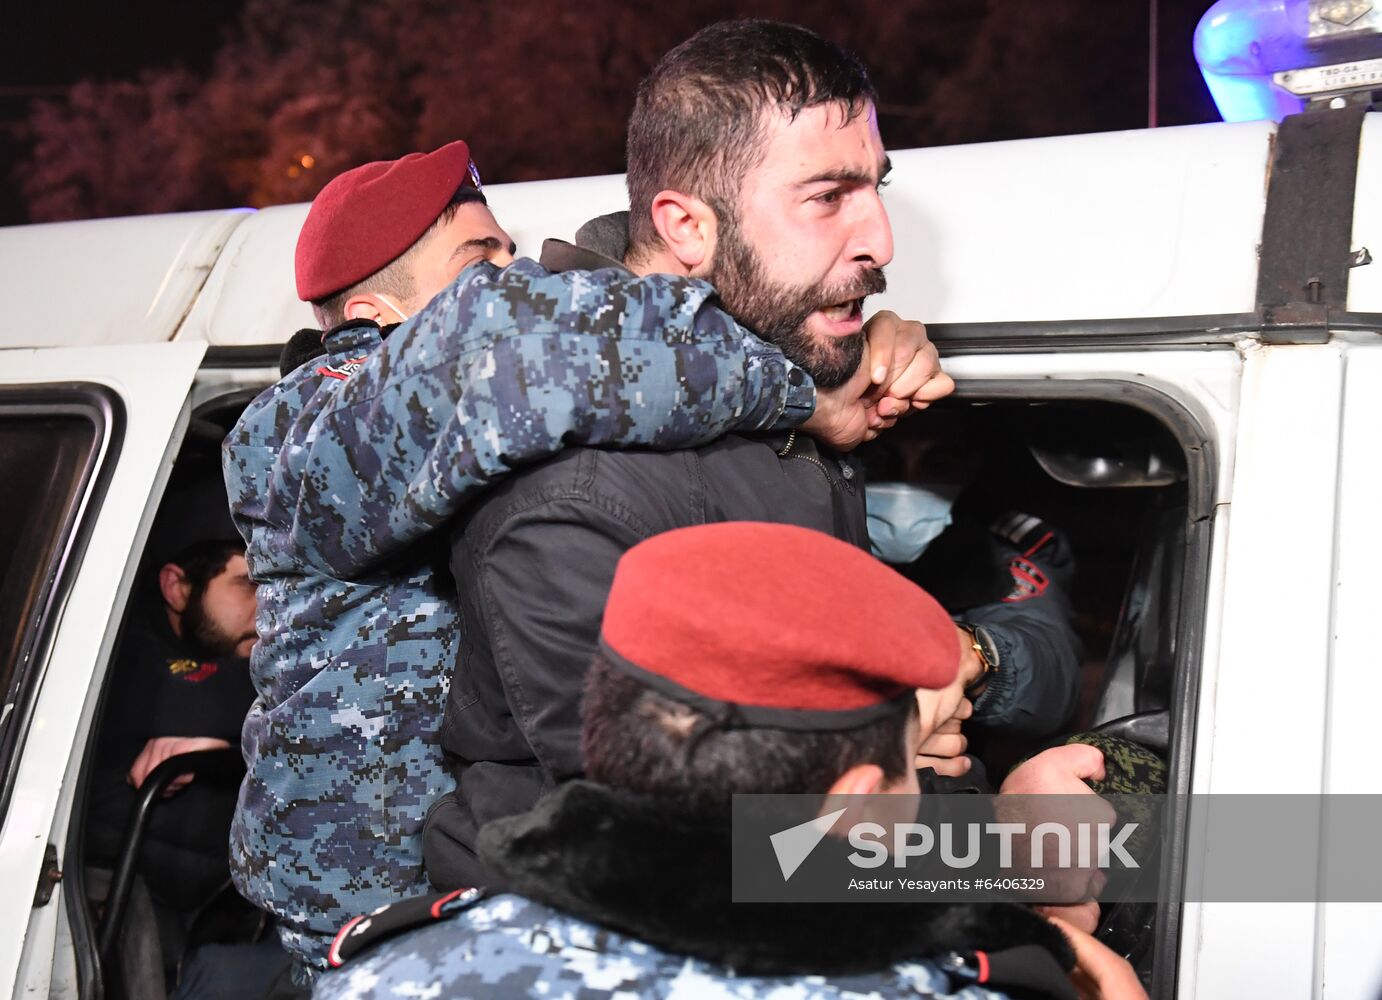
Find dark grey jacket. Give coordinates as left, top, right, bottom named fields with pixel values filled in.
left=425, top=429, right=867, bottom=889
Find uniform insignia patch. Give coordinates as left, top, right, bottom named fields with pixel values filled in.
left=182, top=662, right=219, bottom=682
left=317, top=356, right=368, bottom=382
left=328, top=887, right=487, bottom=968
left=169, top=658, right=218, bottom=682
left=1002, top=555, right=1049, bottom=602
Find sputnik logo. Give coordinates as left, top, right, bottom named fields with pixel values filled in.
left=769, top=807, right=848, bottom=881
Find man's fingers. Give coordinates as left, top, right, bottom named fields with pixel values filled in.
left=880, top=343, right=942, bottom=400
left=915, top=753, right=971, bottom=777
left=1046, top=915, right=1148, bottom=1000
left=1061, top=744, right=1107, bottom=782
left=917, top=733, right=967, bottom=758
left=912, top=369, right=955, bottom=405
left=1036, top=902, right=1100, bottom=936
left=863, top=310, right=902, bottom=384
left=951, top=697, right=975, bottom=722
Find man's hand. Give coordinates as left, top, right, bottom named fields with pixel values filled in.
left=999, top=743, right=1106, bottom=796
left=805, top=312, right=955, bottom=450
left=127, top=736, right=232, bottom=795
left=914, top=698, right=972, bottom=777
left=1046, top=914, right=1149, bottom=1000
left=861, top=310, right=954, bottom=430
left=801, top=358, right=876, bottom=450
left=998, top=744, right=1115, bottom=905
left=1036, top=901, right=1101, bottom=936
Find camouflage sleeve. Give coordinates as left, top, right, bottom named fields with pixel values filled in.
left=288, top=258, right=815, bottom=579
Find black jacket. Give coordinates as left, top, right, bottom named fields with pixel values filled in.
left=425, top=427, right=867, bottom=889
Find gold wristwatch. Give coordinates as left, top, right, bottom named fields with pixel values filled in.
left=956, top=622, right=999, bottom=700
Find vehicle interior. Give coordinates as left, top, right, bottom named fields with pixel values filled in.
left=67, top=398, right=281, bottom=1000
left=63, top=374, right=1207, bottom=998
left=856, top=389, right=1205, bottom=991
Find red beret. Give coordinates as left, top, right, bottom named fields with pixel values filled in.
left=599, top=522, right=960, bottom=730
left=295, top=140, right=481, bottom=302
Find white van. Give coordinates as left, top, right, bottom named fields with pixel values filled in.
left=1, top=107, right=1380, bottom=999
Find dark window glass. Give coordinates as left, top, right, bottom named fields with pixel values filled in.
left=0, top=392, right=111, bottom=817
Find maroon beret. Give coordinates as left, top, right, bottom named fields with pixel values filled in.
left=295, top=140, right=481, bottom=302
left=599, top=522, right=960, bottom=730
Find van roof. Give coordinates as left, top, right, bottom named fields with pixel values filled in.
left=3, top=115, right=1379, bottom=352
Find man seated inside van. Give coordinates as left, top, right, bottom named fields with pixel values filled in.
left=86, top=468, right=259, bottom=973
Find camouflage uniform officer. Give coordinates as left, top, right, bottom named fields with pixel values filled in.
left=314, top=523, right=1101, bottom=999
left=224, top=142, right=939, bottom=985
left=223, top=141, right=829, bottom=983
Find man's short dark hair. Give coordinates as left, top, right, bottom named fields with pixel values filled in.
left=625, top=20, right=877, bottom=262
left=581, top=652, right=913, bottom=812
left=166, top=539, right=243, bottom=592
left=312, top=186, right=488, bottom=328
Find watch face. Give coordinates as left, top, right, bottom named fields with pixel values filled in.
left=966, top=624, right=999, bottom=670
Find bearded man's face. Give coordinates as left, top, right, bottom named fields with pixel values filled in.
left=181, top=553, right=257, bottom=659
left=707, top=100, right=893, bottom=388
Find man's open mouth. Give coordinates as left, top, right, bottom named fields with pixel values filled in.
left=818, top=298, right=863, bottom=323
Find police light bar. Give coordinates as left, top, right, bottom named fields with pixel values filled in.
left=1195, top=0, right=1382, bottom=121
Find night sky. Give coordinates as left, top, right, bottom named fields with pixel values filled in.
left=1, top=1, right=242, bottom=224
left=1, top=1, right=1220, bottom=227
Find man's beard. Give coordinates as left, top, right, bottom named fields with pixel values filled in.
left=709, top=216, right=886, bottom=389
left=181, top=586, right=250, bottom=660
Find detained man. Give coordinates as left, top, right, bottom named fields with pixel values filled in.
left=423, top=20, right=1004, bottom=889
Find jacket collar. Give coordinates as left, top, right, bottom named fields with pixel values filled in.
left=477, top=779, right=1074, bottom=978
left=538, top=238, right=632, bottom=276
left=322, top=318, right=390, bottom=355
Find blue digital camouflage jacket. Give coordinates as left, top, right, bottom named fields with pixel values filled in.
left=221, top=258, right=814, bottom=972
left=311, top=893, right=1014, bottom=1000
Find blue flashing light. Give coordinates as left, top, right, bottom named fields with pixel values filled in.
left=1195, top=0, right=1309, bottom=121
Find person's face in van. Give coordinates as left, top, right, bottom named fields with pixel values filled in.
left=708, top=100, right=893, bottom=388
left=400, top=202, right=518, bottom=317
left=174, top=553, right=258, bottom=659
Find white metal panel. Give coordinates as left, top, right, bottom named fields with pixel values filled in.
left=1201, top=342, right=1340, bottom=795
left=177, top=204, right=315, bottom=348
left=872, top=120, right=1275, bottom=325
left=1317, top=342, right=1382, bottom=998
left=191, top=122, right=1279, bottom=346
left=483, top=172, right=630, bottom=259
left=1185, top=344, right=1344, bottom=999
left=489, top=123, right=1277, bottom=326
left=487, top=123, right=1278, bottom=327
left=1348, top=115, right=1382, bottom=314
left=0, top=342, right=204, bottom=997
left=0, top=210, right=249, bottom=350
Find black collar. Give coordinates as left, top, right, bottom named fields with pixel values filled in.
left=539, top=238, right=632, bottom=276
left=477, top=780, right=1074, bottom=979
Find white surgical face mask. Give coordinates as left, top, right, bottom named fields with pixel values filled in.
left=374, top=294, right=410, bottom=323
left=865, top=481, right=961, bottom=566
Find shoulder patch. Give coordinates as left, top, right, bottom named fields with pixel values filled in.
left=317, top=356, right=368, bottom=382
left=328, top=887, right=487, bottom=968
